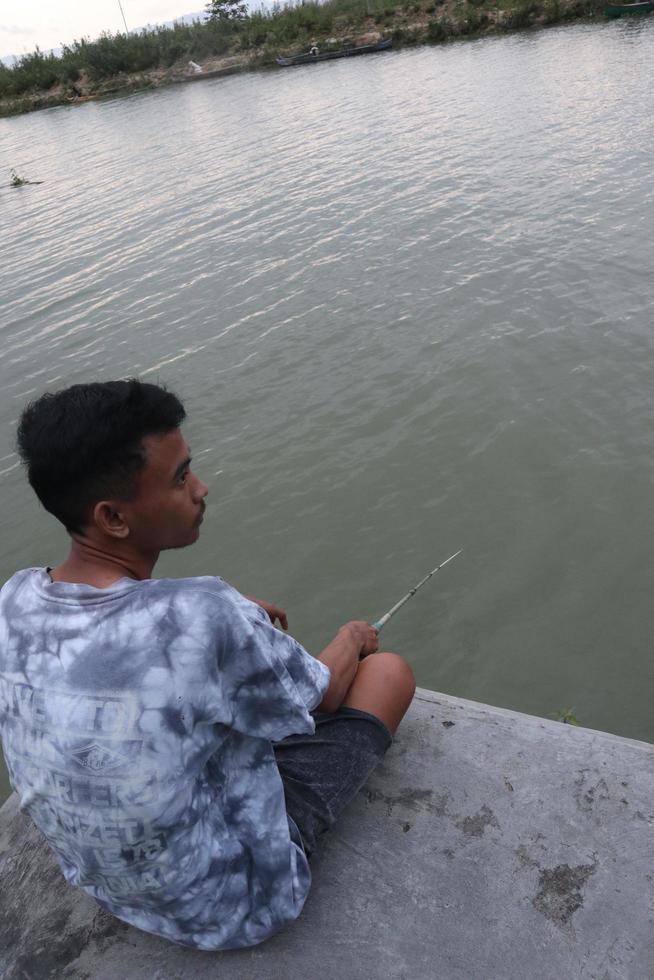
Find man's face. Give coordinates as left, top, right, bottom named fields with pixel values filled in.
left=120, top=428, right=209, bottom=553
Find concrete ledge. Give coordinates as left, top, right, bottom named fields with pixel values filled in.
left=2, top=688, right=653, bottom=979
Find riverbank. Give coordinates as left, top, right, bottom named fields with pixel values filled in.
left=2, top=687, right=652, bottom=978
left=0, top=0, right=605, bottom=119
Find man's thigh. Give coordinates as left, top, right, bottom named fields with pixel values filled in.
left=273, top=706, right=392, bottom=856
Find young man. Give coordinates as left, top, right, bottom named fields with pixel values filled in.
left=0, top=380, right=415, bottom=951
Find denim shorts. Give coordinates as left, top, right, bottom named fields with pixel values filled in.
left=273, top=706, right=393, bottom=856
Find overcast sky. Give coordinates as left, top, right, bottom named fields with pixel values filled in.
left=1, top=2, right=203, bottom=58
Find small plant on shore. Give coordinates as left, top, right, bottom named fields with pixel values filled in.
left=427, top=16, right=454, bottom=38
left=501, top=0, right=538, bottom=27
left=551, top=706, right=580, bottom=726
left=541, top=0, right=561, bottom=20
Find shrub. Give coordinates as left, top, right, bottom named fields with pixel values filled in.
left=427, top=15, right=454, bottom=38
left=501, top=1, right=536, bottom=26
left=3, top=49, right=62, bottom=95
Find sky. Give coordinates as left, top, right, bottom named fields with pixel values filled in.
left=1, top=2, right=204, bottom=59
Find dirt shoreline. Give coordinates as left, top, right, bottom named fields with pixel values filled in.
left=0, top=4, right=605, bottom=119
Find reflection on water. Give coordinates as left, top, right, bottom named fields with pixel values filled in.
left=2, top=21, right=654, bottom=799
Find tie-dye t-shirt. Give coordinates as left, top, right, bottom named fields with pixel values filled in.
left=0, top=568, right=330, bottom=950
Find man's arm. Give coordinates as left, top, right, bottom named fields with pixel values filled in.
left=244, top=596, right=288, bottom=630
left=315, top=621, right=378, bottom=713
left=244, top=595, right=378, bottom=713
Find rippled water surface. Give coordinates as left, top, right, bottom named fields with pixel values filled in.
left=2, top=22, right=654, bottom=798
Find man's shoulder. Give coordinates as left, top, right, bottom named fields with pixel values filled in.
left=150, top=574, right=231, bottom=597
left=0, top=567, right=40, bottom=600
left=0, top=570, right=239, bottom=613
left=2, top=567, right=39, bottom=586
left=147, top=575, right=245, bottom=612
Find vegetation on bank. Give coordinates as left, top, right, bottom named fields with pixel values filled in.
left=552, top=706, right=580, bottom=726
left=1, top=0, right=606, bottom=116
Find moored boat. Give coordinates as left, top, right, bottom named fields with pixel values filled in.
left=276, top=38, right=392, bottom=67
left=605, top=0, right=654, bottom=15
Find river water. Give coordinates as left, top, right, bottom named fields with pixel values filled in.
left=2, top=21, right=654, bottom=801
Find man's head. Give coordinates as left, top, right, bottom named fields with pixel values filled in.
left=17, top=380, right=208, bottom=551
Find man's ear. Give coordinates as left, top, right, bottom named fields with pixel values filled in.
left=93, top=501, right=130, bottom=539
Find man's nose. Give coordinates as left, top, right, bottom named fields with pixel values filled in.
left=193, top=476, right=209, bottom=501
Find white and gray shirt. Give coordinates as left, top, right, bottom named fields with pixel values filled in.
left=0, top=569, right=330, bottom=950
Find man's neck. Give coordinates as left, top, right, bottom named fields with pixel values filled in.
left=49, top=539, right=158, bottom=588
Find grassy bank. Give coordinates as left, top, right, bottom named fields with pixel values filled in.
left=1, top=0, right=605, bottom=118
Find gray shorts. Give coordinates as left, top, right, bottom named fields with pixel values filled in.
left=274, top=707, right=393, bottom=856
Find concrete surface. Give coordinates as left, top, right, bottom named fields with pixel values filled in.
left=1, top=688, right=653, bottom=980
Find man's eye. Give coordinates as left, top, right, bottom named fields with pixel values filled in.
left=179, top=470, right=189, bottom=485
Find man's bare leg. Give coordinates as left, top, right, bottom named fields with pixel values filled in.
left=342, top=652, right=416, bottom=735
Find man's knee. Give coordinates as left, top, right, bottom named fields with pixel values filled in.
left=364, top=651, right=416, bottom=699
left=343, top=651, right=416, bottom=733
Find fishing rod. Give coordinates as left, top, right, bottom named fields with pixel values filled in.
left=371, top=549, right=462, bottom=633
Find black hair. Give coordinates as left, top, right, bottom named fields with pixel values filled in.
left=16, top=379, right=186, bottom=533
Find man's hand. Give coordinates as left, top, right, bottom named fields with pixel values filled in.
left=337, top=620, right=379, bottom=659
left=316, top=620, right=379, bottom=712
left=245, top=596, right=288, bottom=630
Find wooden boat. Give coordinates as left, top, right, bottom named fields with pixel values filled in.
left=276, top=38, right=392, bottom=67
left=605, top=0, right=654, bottom=15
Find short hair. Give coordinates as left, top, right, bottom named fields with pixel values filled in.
left=16, top=379, right=186, bottom=533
